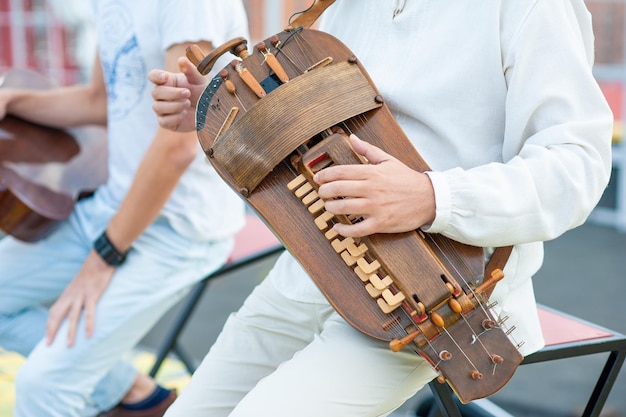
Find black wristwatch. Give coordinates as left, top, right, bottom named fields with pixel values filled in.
left=93, top=231, right=128, bottom=266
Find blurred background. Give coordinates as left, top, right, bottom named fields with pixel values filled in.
left=1, top=0, right=625, bottom=416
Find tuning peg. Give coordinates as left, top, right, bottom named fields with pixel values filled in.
left=431, top=311, right=445, bottom=328
left=491, top=354, right=504, bottom=364
left=438, top=350, right=452, bottom=361
left=470, top=370, right=483, bottom=380
left=389, top=329, right=421, bottom=352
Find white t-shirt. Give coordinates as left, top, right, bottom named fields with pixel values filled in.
left=92, top=0, right=248, bottom=241
left=270, top=0, right=613, bottom=356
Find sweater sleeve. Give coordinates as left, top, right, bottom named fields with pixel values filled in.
left=423, top=0, right=613, bottom=247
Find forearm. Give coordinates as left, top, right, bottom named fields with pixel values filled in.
left=5, top=55, right=107, bottom=127
left=425, top=133, right=611, bottom=247
left=104, top=127, right=200, bottom=252
left=6, top=85, right=107, bottom=128
left=95, top=42, right=215, bottom=255
left=425, top=3, right=613, bottom=247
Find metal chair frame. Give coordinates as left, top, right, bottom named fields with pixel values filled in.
left=145, top=217, right=626, bottom=417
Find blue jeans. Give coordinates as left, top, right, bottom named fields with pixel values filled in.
left=0, top=196, right=233, bottom=417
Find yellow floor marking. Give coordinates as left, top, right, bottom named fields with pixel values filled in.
left=0, top=349, right=190, bottom=416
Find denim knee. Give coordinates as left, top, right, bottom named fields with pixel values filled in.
left=14, top=359, right=51, bottom=405
left=13, top=357, right=81, bottom=415
left=0, top=307, right=47, bottom=357
left=0, top=311, right=25, bottom=354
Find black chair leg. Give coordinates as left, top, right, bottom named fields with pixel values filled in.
left=582, top=349, right=626, bottom=417
left=149, top=279, right=210, bottom=378
left=172, top=343, right=197, bottom=375
left=147, top=245, right=284, bottom=378
left=428, top=381, right=463, bottom=417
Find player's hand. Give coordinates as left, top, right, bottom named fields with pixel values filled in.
left=149, top=57, right=207, bottom=132
left=314, top=134, right=436, bottom=237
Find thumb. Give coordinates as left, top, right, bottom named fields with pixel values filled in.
left=349, top=134, right=391, bottom=165
left=178, top=56, right=207, bottom=86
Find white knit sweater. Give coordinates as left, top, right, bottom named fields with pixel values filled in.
left=270, top=0, right=613, bottom=356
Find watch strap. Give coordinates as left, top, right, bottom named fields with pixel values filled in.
left=93, top=231, right=128, bottom=266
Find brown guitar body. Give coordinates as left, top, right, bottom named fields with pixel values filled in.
left=192, top=28, right=522, bottom=402
left=0, top=69, right=107, bottom=242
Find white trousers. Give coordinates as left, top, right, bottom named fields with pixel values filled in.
left=165, top=275, right=438, bottom=417
left=0, top=196, right=233, bottom=417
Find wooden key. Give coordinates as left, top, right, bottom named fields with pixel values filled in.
left=340, top=250, right=358, bottom=267
left=295, top=182, right=313, bottom=198
left=308, top=199, right=325, bottom=214
left=331, top=236, right=355, bottom=253
left=346, top=241, right=368, bottom=257
left=365, top=283, right=383, bottom=298
left=377, top=297, right=402, bottom=314
left=314, top=211, right=335, bottom=230
left=357, top=258, right=380, bottom=275
left=354, top=265, right=371, bottom=283
left=381, top=288, right=406, bottom=307
left=369, top=274, right=393, bottom=291
left=302, top=190, right=319, bottom=206
left=287, top=174, right=307, bottom=190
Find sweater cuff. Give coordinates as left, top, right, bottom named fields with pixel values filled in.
left=422, top=170, right=451, bottom=234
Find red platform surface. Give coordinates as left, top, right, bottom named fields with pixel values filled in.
left=228, top=215, right=280, bottom=262
left=539, top=308, right=613, bottom=347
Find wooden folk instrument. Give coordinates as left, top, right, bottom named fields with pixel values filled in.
left=0, top=69, right=107, bottom=242
left=186, top=28, right=523, bottom=403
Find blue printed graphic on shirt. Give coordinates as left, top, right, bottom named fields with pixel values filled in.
left=98, top=1, right=146, bottom=120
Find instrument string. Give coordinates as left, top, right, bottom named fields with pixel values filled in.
left=441, top=328, right=479, bottom=371
left=420, top=226, right=491, bottom=315
left=413, top=213, right=499, bottom=361
left=416, top=204, right=521, bottom=361
left=274, top=29, right=308, bottom=74
left=287, top=116, right=458, bottom=354
left=458, top=313, right=498, bottom=359
left=423, top=331, right=472, bottom=374
left=297, top=31, right=324, bottom=60
left=335, top=114, right=502, bottom=364
left=425, top=237, right=479, bottom=292
left=292, top=32, right=322, bottom=71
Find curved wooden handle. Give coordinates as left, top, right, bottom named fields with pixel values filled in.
left=186, top=37, right=249, bottom=75
left=287, top=0, right=336, bottom=29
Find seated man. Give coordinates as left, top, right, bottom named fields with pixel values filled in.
left=149, top=1, right=613, bottom=416
left=0, top=1, right=248, bottom=416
